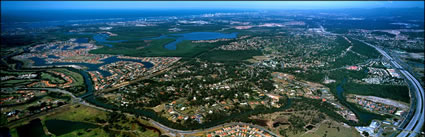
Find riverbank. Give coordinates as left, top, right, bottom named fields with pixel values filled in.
left=333, top=78, right=385, bottom=125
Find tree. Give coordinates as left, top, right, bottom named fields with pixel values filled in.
left=362, top=131, right=369, bottom=137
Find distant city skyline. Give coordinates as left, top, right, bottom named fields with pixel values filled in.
left=2, top=1, right=424, bottom=11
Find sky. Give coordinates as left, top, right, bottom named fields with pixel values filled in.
left=2, top=1, right=424, bottom=10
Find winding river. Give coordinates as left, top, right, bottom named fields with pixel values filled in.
left=335, top=78, right=383, bottom=124
left=5, top=31, right=293, bottom=131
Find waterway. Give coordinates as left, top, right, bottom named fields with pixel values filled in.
left=29, top=56, right=153, bottom=77
left=75, top=38, right=89, bottom=44
left=68, top=32, right=238, bottom=50
left=45, top=119, right=98, bottom=136
left=4, top=31, right=293, bottom=131
left=142, top=32, right=238, bottom=50
left=336, top=78, right=383, bottom=124
left=92, top=33, right=127, bottom=47
left=8, top=53, right=294, bottom=131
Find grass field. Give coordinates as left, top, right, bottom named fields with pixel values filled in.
left=297, top=120, right=361, bottom=137
left=0, top=79, right=37, bottom=87
left=54, top=128, right=108, bottom=137
left=37, top=105, right=109, bottom=137
left=39, top=105, right=106, bottom=124
left=0, top=70, right=35, bottom=76
left=51, top=69, right=85, bottom=87
left=40, top=72, right=65, bottom=84
left=45, top=119, right=98, bottom=136
left=35, top=104, right=159, bottom=137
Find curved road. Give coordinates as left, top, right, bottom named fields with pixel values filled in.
left=358, top=40, right=424, bottom=137
left=20, top=88, right=280, bottom=136
left=150, top=120, right=280, bottom=137
left=15, top=37, right=422, bottom=136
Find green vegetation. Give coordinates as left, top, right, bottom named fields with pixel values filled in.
left=41, top=105, right=107, bottom=123
left=285, top=66, right=368, bottom=84
left=0, top=68, right=85, bottom=95
left=56, top=128, right=108, bottom=137
left=37, top=105, right=159, bottom=137
left=137, top=40, right=216, bottom=57
left=45, top=119, right=98, bottom=136
left=300, top=120, right=361, bottom=137
left=350, top=39, right=380, bottom=58
left=107, top=26, right=170, bottom=41
left=292, top=97, right=357, bottom=125
left=0, top=70, right=35, bottom=76
left=3, top=9, right=423, bottom=137
left=91, top=39, right=172, bottom=56
left=401, top=31, right=425, bottom=39
left=330, top=69, right=369, bottom=82
left=0, top=79, right=36, bottom=87
left=328, top=36, right=351, bottom=55
left=0, top=30, right=92, bottom=48
left=0, top=35, right=43, bottom=48
left=371, top=31, right=396, bottom=38
left=326, top=82, right=387, bottom=125
left=200, top=50, right=262, bottom=63
left=16, top=119, right=47, bottom=137
left=9, top=128, right=19, bottom=137
left=54, top=68, right=85, bottom=86
left=39, top=105, right=108, bottom=137
left=343, top=83, right=410, bottom=103
left=327, top=28, right=350, bottom=34
left=47, top=92, right=71, bottom=100
left=406, top=58, right=424, bottom=64
left=40, top=72, right=65, bottom=84
left=103, top=40, right=147, bottom=49
left=87, top=95, right=289, bottom=130
left=0, top=114, right=7, bottom=126
left=90, top=39, right=232, bottom=58
left=46, top=32, right=94, bottom=42
left=53, top=68, right=86, bottom=95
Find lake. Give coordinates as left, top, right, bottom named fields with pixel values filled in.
left=143, top=32, right=238, bottom=50
left=45, top=119, right=98, bottom=136
left=17, top=118, right=47, bottom=137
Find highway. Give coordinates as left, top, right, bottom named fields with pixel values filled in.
left=359, top=40, right=424, bottom=137
left=12, top=37, right=422, bottom=136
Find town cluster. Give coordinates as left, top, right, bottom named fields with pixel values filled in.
left=91, top=56, right=180, bottom=90
left=1, top=90, right=67, bottom=123
left=347, top=95, right=408, bottom=116
left=1, top=90, right=45, bottom=105
left=270, top=72, right=358, bottom=122
left=27, top=70, right=74, bottom=88
left=219, top=37, right=266, bottom=50
left=207, top=124, right=276, bottom=137
left=13, top=38, right=181, bottom=92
